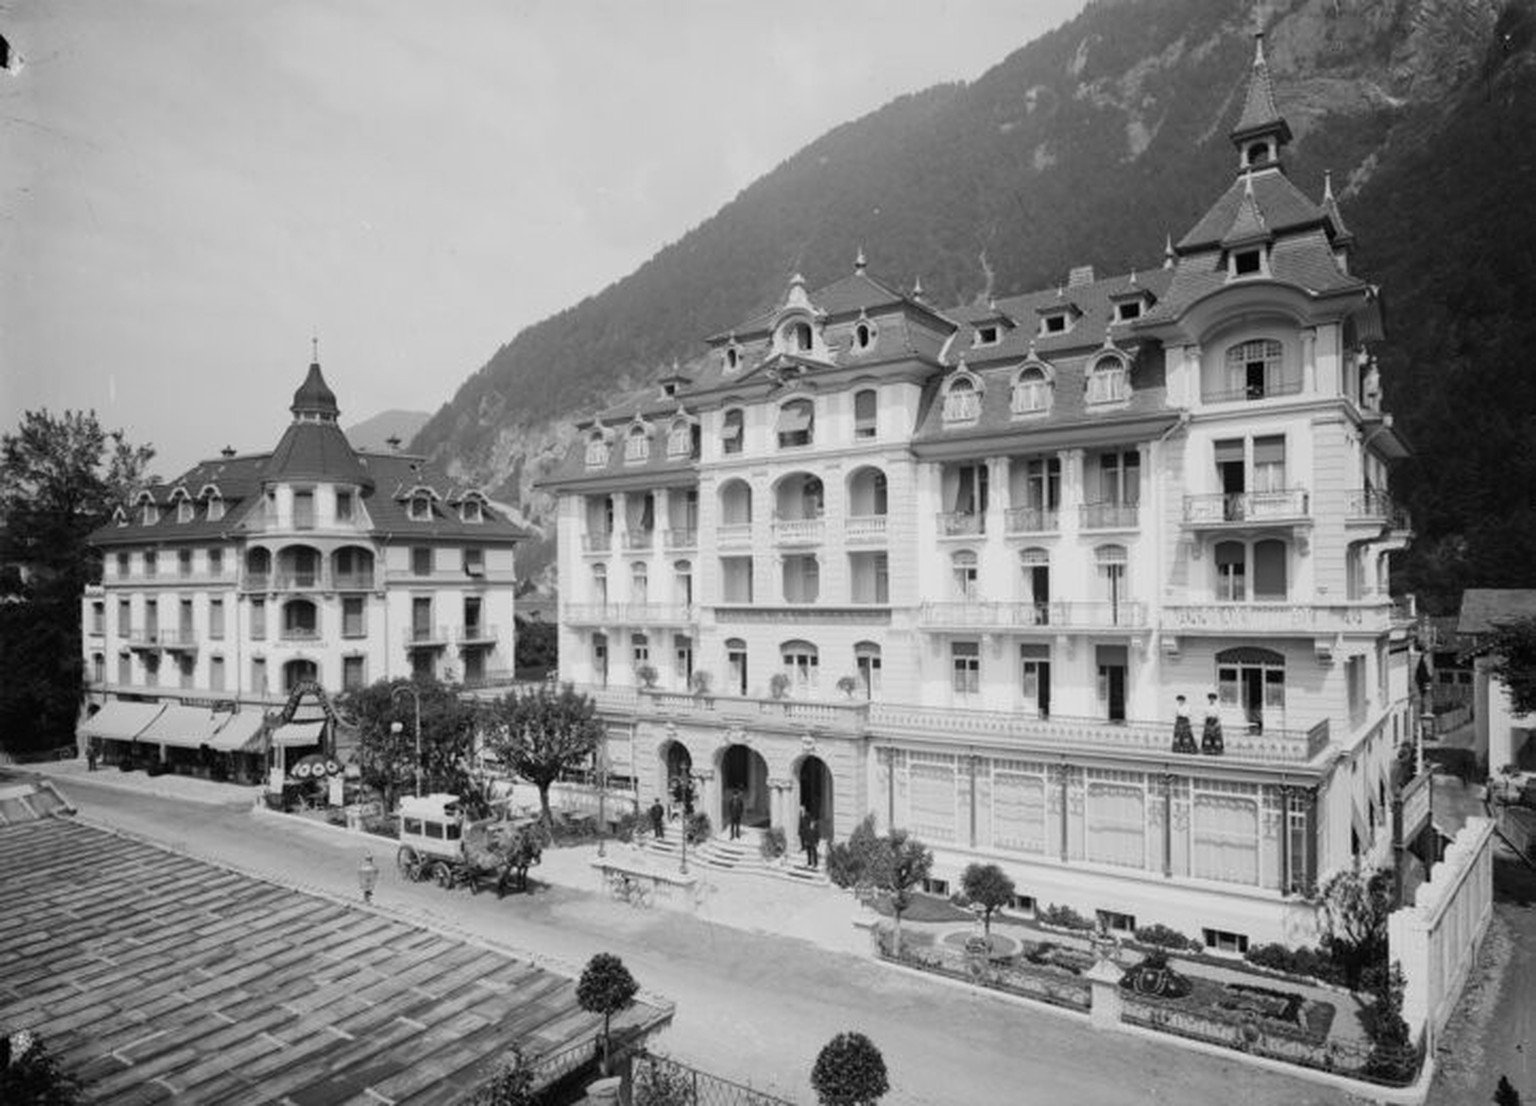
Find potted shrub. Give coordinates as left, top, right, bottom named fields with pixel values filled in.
left=577, top=953, right=639, bottom=1076
left=634, top=663, right=658, bottom=689
left=759, top=825, right=788, bottom=862
left=769, top=673, right=791, bottom=699
left=836, top=675, right=859, bottom=698
left=688, top=670, right=713, bottom=698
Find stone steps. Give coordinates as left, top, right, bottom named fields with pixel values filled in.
left=632, top=831, right=830, bottom=886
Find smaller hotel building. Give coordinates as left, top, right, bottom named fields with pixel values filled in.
left=79, top=360, right=523, bottom=772
left=541, top=39, right=1415, bottom=948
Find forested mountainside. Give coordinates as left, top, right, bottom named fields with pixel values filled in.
left=411, top=0, right=1536, bottom=609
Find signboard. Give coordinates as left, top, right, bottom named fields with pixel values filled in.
left=1396, top=772, right=1433, bottom=844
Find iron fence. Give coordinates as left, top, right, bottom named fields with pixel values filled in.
left=629, top=1051, right=795, bottom=1106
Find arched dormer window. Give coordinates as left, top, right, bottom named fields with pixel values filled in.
left=1224, top=339, right=1284, bottom=401
left=776, top=398, right=814, bottom=449
left=942, top=372, right=982, bottom=423
left=666, top=415, right=696, bottom=460
left=788, top=321, right=813, bottom=352
left=584, top=427, right=611, bottom=468
left=623, top=422, right=652, bottom=464
left=170, top=488, right=194, bottom=523
left=199, top=485, right=225, bottom=523
left=135, top=491, right=159, bottom=527
left=853, top=320, right=876, bottom=352
left=1011, top=363, right=1053, bottom=415
left=405, top=486, right=435, bottom=522
left=721, top=408, right=744, bottom=455
left=113, top=506, right=128, bottom=528
left=460, top=494, right=485, bottom=524
left=1086, top=354, right=1129, bottom=405
left=724, top=343, right=741, bottom=372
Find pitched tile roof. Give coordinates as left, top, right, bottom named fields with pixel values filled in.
left=1177, top=168, right=1326, bottom=251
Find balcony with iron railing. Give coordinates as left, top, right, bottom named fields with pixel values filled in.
left=567, top=683, right=1331, bottom=766
left=622, top=529, right=655, bottom=551
left=1079, top=502, right=1139, bottom=530
left=561, top=603, right=696, bottom=627
left=919, top=599, right=1147, bottom=631
left=457, top=623, right=499, bottom=646
left=1201, top=377, right=1304, bottom=405
left=332, top=571, right=375, bottom=590
left=936, top=512, right=985, bottom=537
left=279, top=626, right=322, bottom=642
left=241, top=572, right=271, bottom=593
left=1162, top=600, right=1392, bottom=636
left=1004, top=506, right=1058, bottom=534
left=1346, top=489, right=1412, bottom=533
left=158, top=628, right=199, bottom=651
left=1182, top=489, right=1310, bottom=528
left=403, top=624, right=450, bottom=648
left=582, top=532, right=613, bottom=554
left=772, top=516, right=825, bottom=545
left=844, top=514, right=888, bottom=544
left=126, top=628, right=161, bottom=650
left=717, top=523, right=753, bottom=548
left=272, top=571, right=323, bottom=592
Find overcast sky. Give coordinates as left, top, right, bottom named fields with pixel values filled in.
left=0, top=0, right=1087, bottom=478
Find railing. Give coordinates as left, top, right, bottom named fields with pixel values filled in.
left=126, top=629, right=161, bottom=649
left=1348, top=489, right=1412, bottom=532
left=919, top=600, right=1146, bottom=630
left=937, top=511, right=984, bottom=537
left=158, top=629, right=198, bottom=649
left=241, top=573, right=271, bottom=592
left=1200, top=377, right=1304, bottom=404
left=332, top=571, right=375, bottom=590
left=273, top=572, right=322, bottom=591
left=771, top=516, right=824, bottom=544
left=844, top=514, right=888, bottom=542
left=582, top=533, right=612, bottom=553
left=630, top=1050, right=796, bottom=1106
left=1182, top=488, right=1309, bottom=525
left=1080, top=502, right=1139, bottom=529
left=664, top=528, right=697, bottom=550
left=460, top=669, right=519, bottom=691
left=560, top=604, right=696, bottom=625
left=622, top=529, right=654, bottom=550
left=457, top=624, right=498, bottom=645
left=1005, top=506, right=1058, bottom=533
left=403, top=625, right=450, bottom=646
left=717, top=523, right=752, bottom=547
left=280, top=627, right=321, bottom=642
left=1163, top=601, right=1390, bottom=635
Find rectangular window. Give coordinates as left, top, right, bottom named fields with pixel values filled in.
left=118, top=599, right=131, bottom=637
left=118, top=652, right=132, bottom=686
left=144, top=599, right=159, bottom=637
left=144, top=551, right=158, bottom=577
left=179, top=598, right=193, bottom=637
left=178, top=549, right=193, bottom=577
left=463, top=548, right=485, bottom=577
left=178, top=653, right=195, bottom=688
left=336, top=490, right=353, bottom=521
left=250, top=599, right=266, bottom=640
left=464, top=596, right=482, bottom=637
left=721, top=556, right=754, bottom=604
left=116, top=552, right=130, bottom=578
left=951, top=463, right=989, bottom=515
left=412, top=547, right=433, bottom=576
left=1203, top=928, right=1250, bottom=954
left=1252, top=436, right=1286, bottom=494
left=209, top=598, right=225, bottom=640
left=251, top=656, right=267, bottom=693
left=343, top=655, right=366, bottom=691
left=1026, top=457, right=1061, bottom=510
left=209, top=655, right=225, bottom=691
left=1098, top=451, right=1141, bottom=506
left=854, top=390, right=878, bottom=439
left=208, top=548, right=223, bottom=577
left=782, top=555, right=819, bottom=604
left=728, top=647, right=748, bottom=695
left=293, top=490, right=315, bottom=530
left=412, top=597, right=433, bottom=639
left=1098, top=910, right=1136, bottom=934
left=632, top=633, right=649, bottom=667
left=343, top=597, right=365, bottom=638
left=952, top=641, right=980, bottom=695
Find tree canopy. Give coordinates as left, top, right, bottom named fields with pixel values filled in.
left=576, top=952, right=638, bottom=1075
left=1488, top=616, right=1536, bottom=718
left=810, top=1032, right=889, bottom=1106
left=341, top=678, right=484, bottom=813
left=0, top=409, right=154, bottom=753
left=485, top=683, right=604, bottom=825
left=960, top=863, right=1016, bottom=939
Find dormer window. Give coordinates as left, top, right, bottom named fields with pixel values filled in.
left=1115, top=301, right=1142, bottom=322
left=724, top=345, right=740, bottom=371
left=1086, top=355, right=1129, bottom=405
left=113, top=507, right=128, bottom=528
left=585, top=432, right=610, bottom=468
left=975, top=325, right=1000, bottom=346
left=1244, top=140, right=1272, bottom=168
left=624, top=424, right=651, bottom=464
left=942, top=376, right=982, bottom=423
left=776, top=399, right=814, bottom=449
left=1040, top=312, right=1070, bottom=336
left=141, top=502, right=159, bottom=526
left=1011, top=366, right=1052, bottom=415
left=205, top=495, right=225, bottom=522
left=721, top=408, right=744, bottom=455
left=409, top=496, right=432, bottom=521
left=788, top=321, right=813, bottom=352
left=461, top=498, right=483, bottom=523
left=1232, top=249, right=1264, bottom=276
left=666, top=419, right=694, bottom=460
left=176, top=499, right=194, bottom=523
left=854, top=322, right=875, bottom=351
left=662, top=381, right=677, bottom=398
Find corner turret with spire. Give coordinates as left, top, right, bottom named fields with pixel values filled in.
left=1232, top=31, right=1292, bottom=173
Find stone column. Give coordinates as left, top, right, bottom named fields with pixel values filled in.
left=1278, top=785, right=1293, bottom=895
left=1162, top=773, right=1174, bottom=878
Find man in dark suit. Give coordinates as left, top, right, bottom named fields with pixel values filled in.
left=727, top=788, right=745, bottom=839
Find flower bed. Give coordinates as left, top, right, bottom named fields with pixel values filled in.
left=1122, top=973, right=1334, bottom=1046
left=876, top=929, right=1092, bottom=1012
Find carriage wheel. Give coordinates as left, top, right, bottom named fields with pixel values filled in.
left=433, top=861, right=455, bottom=889
left=396, top=845, right=423, bottom=882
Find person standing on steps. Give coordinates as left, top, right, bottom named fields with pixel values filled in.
left=802, top=810, right=821, bottom=869
left=648, top=797, right=666, bottom=839
left=727, top=788, right=744, bottom=840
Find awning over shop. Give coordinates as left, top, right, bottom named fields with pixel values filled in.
left=208, top=711, right=266, bottom=753
left=270, top=720, right=325, bottom=748
left=136, top=705, right=225, bottom=750
left=79, top=700, right=166, bottom=742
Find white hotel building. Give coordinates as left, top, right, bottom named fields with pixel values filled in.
left=543, top=39, right=1413, bottom=947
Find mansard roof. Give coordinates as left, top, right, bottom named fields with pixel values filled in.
left=1176, top=168, right=1328, bottom=252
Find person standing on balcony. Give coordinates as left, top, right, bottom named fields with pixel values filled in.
left=1172, top=695, right=1197, bottom=754
left=1201, top=692, right=1225, bottom=755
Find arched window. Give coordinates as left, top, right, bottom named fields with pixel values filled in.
left=776, top=398, right=814, bottom=448
left=792, top=321, right=813, bottom=352
left=719, top=479, right=752, bottom=526
left=854, top=389, right=878, bottom=439
left=847, top=467, right=887, bottom=516
left=854, top=322, right=875, bottom=351
left=943, top=376, right=981, bottom=423
left=666, top=418, right=694, bottom=459
left=624, top=424, right=651, bottom=463
left=630, top=561, right=648, bottom=605
left=1086, top=356, right=1128, bottom=404
left=780, top=639, right=819, bottom=690
left=673, top=560, right=693, bottom=606
left=854, top=641, right=882, bottom=697
left=1012, top=366, right=1052, bottom=414
left=724, top=345, right=740, bottom=371
left=1224, top=339, right=1283, bottom=400
left=951, top=550, right=978, bottom=600
left=591, top=563, right=607, bottom=605
left=282, top=600, right=318, bottom=640
left=721, top=408, right=744, bottom=454
left=585, top=431, right=610, bottom=468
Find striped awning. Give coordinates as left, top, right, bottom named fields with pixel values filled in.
left=208, top=711, right=266, bottom=753
left=79, top=700, right=166, bottom=742
left=270, top=721, right=325, bottom=748
left=137, top=705, right=225, bottom=750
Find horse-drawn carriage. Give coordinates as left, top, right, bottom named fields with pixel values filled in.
left=396, top=793, right=544, bottom=898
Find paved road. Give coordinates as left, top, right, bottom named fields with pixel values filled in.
left=49, top=778, right=1366, bottom=1106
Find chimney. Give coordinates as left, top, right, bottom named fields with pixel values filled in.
left=221, top=446, right=236, bottom=459
left=1067, top=265, right=1096, bottom=288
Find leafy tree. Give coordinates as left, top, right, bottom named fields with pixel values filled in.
left=1364, top=961, right=1417, bottom=1083
left=872, top=830, right=932, bottom=955
left=825, top=814, right=884, bottom=890
left=576, top=953, right=638, bottom=1076
left=466, top=1045, right=536, bottom=1106
left=1318, top=864, right=1394, bottom=990
left=513, top=615, right=557, bottom=676
left=341, top=678, right=483, bottom=814
left=0, top=1030, right=84, bottom=1105
left=810, top=1032, right=889, bottom=1106
left=1488, top=616, right=1536, bottom=717
left=960, top=863, right=1015, bottom=939
left=486, top=683, right=604, bottom=827
left=0, top=410, right=153, bottom=754
left=1495, top=1075, right=1523, bottom=1106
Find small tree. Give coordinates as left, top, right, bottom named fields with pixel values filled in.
left=487, top=683, right=604, bottom=827
left=874, top=830, right=932, bottom=955
left=0, top=1030, right=84, bottom=1106
left=577, top=952, right=638, bottom=1075
left=825, top=813, right=884, bottom=889
left=811, top=1032, right=889, bottom=1106
left=1495, top=1075, right=1523, bottom=1106
left=1318, top=863, right=1394, bottom=989
left=343, top=678, right=483, bottom=813
left=1364, top=961, right=1417, bottom=1083
left=1488, top=615, right=1536, bottom=717
left=960, top=863, right=1015, bottom=940
left=466, top=1045, right=536, bottom=1106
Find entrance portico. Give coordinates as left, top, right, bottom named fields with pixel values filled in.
left=719, top=743, right=770, bottom=828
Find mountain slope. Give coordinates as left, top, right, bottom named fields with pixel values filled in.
left=345, top=409, right=430, bottom=453
left=412, top=0, right=1529, bottom=605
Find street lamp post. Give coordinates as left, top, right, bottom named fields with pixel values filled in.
left=596, top=743, right=611, bottom=859
left=391, top=683, right=423, bottom=798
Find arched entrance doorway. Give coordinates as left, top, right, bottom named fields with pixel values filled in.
left=719, top=744, right=769, bottom=829
left=798, top=755, right=833, bottom=839
left=662, top=741, right=693, bottom=817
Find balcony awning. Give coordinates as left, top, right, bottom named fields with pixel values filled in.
left=137, top=705, right=226, bottom=750
left=79, top=700, right=166, bottom=742
left=208, top=711, right=267, bottom=753
left=775, top=404, right=811, bottom=434
left=271, top=720, right=325, bottom=748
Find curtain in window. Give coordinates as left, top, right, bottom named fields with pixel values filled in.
left=909, top=760, right=958, bottom=843
left=1252, top=540, right=1287, bottom=599
left=1192, top=794, right=1260, bottom=884
left=1086, top=783, right=1145, bottom=868
left=992, top=773, right=1048, bottom=853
